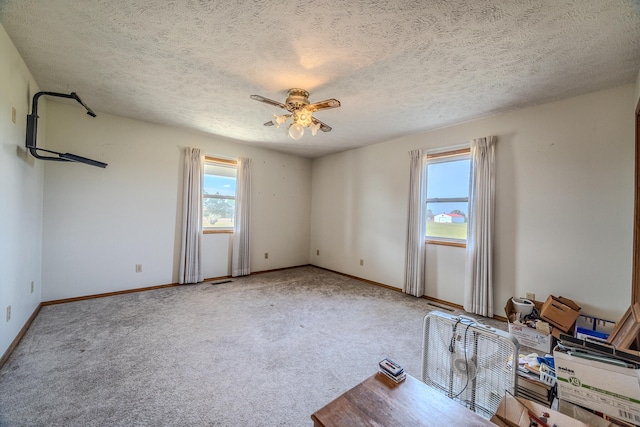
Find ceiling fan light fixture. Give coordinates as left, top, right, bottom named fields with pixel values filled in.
left=273, top=113, right=288, bottom=128
left=251, top=88, right=340, bottom=139
left=288, top=123, right=305, bottom=140
left=295, top=107, right=313, bottom=127
left=309, top=121, right=321, bottom=136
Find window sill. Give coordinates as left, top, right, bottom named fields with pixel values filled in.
left=203, top=229, right=234, bottom=234
left=425, top=239, right=466, bottom=248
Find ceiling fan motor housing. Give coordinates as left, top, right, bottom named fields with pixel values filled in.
left=286, top=88, right=310, bottom=111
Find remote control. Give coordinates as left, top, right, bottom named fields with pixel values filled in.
left=379, top=358, right=403, bottom=377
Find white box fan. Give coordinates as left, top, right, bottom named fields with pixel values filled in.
left=421, top=311, right=519, bottom=419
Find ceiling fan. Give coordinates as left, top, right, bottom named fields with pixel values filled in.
left=250, top=88, right=341, bottom=139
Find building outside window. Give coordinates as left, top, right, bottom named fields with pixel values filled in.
left=425, top=148, right=470, bottom=246
left=203, top=157, right=237, bottom=233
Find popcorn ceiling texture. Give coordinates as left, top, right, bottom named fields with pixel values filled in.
left=1, top=0, right=639, bottom=157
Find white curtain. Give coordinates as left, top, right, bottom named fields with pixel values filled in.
left=179, top=147, right=204, bottom=284
left=403, top=149, right=427, bottom=297
left=232, top=157, right=251, bottom=277
left=464, top=136, right=497, bottom=316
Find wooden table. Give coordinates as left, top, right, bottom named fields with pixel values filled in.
left=311, top=372, right=497, bottom=426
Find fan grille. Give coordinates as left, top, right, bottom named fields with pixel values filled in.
left=421, top=311, right=519, bottom=419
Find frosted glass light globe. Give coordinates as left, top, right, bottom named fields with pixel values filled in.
left=288, top=123, right=305, bottom=140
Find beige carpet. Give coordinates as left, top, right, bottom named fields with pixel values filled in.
left=0, top=266, right=507, bottom=426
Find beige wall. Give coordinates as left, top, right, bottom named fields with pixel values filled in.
left=42, top=104, right=312, bottom=301
left=0, top=24, right=44, bottom=356
left=311, top=84, right=636, bottom=321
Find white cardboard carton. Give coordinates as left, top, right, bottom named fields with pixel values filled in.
left=508, top=323, right=553, bottom=354
left=505, top=298, right=553, bottom=353
left=554, top=348, right=640, bottom=426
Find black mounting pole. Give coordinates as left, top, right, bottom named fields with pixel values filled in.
left=26, top=91, right=107, bottom=168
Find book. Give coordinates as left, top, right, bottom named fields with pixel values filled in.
left=379, top=368, right=406, bottom=383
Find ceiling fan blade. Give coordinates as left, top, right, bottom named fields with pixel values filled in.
left=263, top=121, right=275, bottom=126
left=311, top=117, right=332, bottom=132
left=250, top=94, right=287, bottom=110
left=307, top=98, right=341, bottom=112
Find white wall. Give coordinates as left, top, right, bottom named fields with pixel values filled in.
left=635, top=69, right=640, bottom=108
left=310, top=142, right=410, bottom=286
left=311, top=84, right=636, bottom=321
left=42, top=104, right=311, bottom=301
left=0, top=24, right=44, bottom=357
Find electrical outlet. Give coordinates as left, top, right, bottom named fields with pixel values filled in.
left=135, top=264, right=142, bottom=273
left=316, top=249, right=320, bottom=256
left=12, top=107, right=16, bottom=124
left=264, top=252, right=268, bottom=259
left=6, top=305, right=11, bottom=322
left=526, top=292, right=535, bottom=301
left=31, top=281, right=34, bottom=293
left=360, top=259, right=364, bottom=266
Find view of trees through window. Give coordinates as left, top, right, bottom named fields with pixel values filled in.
left=203, top=159, right=237, bottom=230
left=425, top=151, right=470, bottom=242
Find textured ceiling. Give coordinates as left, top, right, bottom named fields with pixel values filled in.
left=1, top=1, right=639, bottom=158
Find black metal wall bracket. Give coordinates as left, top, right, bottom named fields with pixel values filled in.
left=26, top=91, right=107, bottom=168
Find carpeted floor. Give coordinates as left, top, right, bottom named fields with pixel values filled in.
left=0, top=266, right=507, bottom=426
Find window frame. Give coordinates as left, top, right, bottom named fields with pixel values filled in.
left=203, top=156, right=237, bottom=234
left=425, top=147, right=471, bottom=248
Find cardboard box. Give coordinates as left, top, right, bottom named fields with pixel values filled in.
left=505, top=298, right=553, bottom=353
left=559, top=399, right=639, bottom=427
left=491, top=394, right=591, bottom=427
left=541, top=295, right=581, bottom=332
left=554, top=348, right=640, bottom=425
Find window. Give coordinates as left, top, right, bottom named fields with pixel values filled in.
left=425, top=148, right=470, bottom=246
left=203, top=157, right=237, bottom=233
